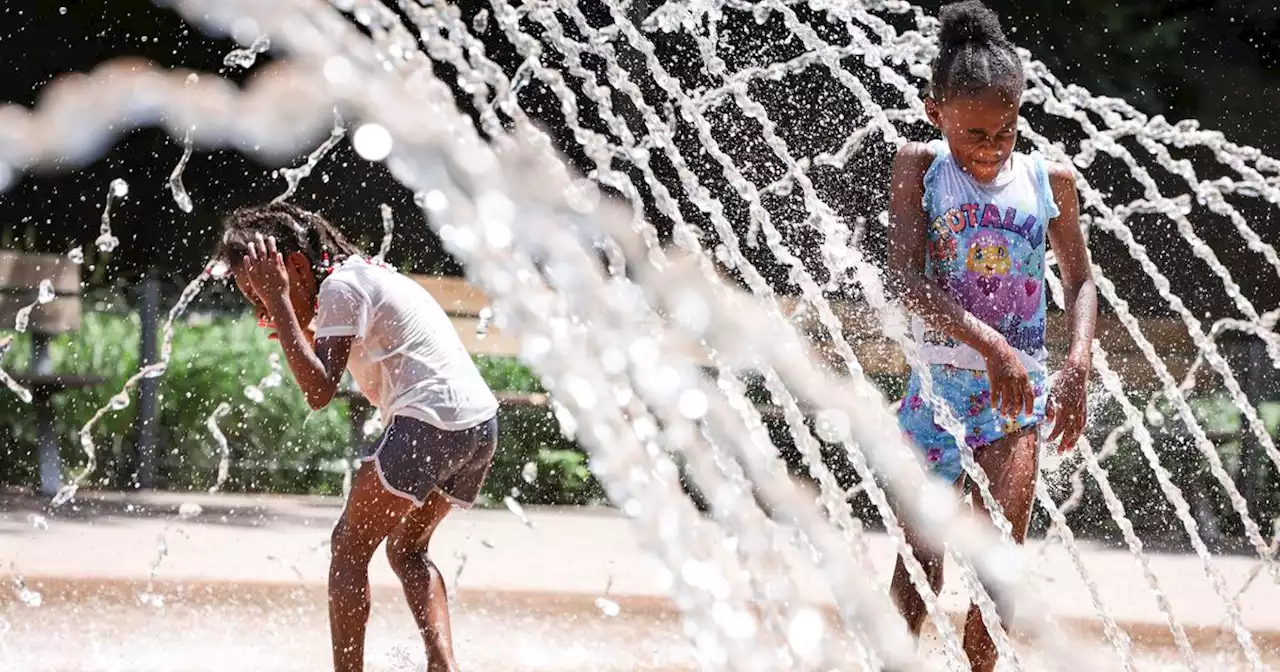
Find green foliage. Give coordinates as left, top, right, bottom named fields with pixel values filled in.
left=5, top=310, right=1279, bottom=545
left=0, top=311, right=604, bottom=506
left=479, top=407, right=606, bottom=507
left=473, top=354, right=545, bottom=394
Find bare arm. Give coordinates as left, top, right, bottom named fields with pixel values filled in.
left=264, top=294, right=353, bottom=410
left=1045, top=163, right=1096, bottom=366
left=885, top=142, right=1009, bottom=359
left=240, top=234, right=354, bottom=411
left=1045, top=162, right=1096, bottom=450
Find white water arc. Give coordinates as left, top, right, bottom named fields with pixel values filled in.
left=0, top=0, right=1275, bottom=668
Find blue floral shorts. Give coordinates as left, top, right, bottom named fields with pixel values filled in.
left=897, top=364, right=1047, bottom=483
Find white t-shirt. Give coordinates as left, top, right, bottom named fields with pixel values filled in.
left=312, top=258, right=499, bottom=431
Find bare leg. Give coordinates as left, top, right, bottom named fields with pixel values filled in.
left=385, top=491, right=458, bottom=672
left=329, top=463, right=416, bottom=672
left=889, top=476, right=964, bottom=636
left=963, top=426, right=1040, bottom=672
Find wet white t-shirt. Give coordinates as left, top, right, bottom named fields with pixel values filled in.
left=312, top=258, right=498, bottom=432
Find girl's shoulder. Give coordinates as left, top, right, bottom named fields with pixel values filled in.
left=1042, top=158, right=1076, bottom=190
left=1020, top=149, right=1072, bottom=181
left=1021, top=153, right=1075, bottom=221
left=895, top=140, right=940, bottom=165
left=318, top=258, right=376, bottom=294
left=1024, top=152, right=1077, bottom=197
left=890, top=141, right=941, bottom=186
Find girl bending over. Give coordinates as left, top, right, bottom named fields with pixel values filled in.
left=218, top=202, right=499, bottom=672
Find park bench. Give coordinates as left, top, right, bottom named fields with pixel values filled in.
left=0, top=251, right=105, bottom=496
left=335, top=275, right=551, bottom=446
left=412, top=274, right=1214, bottom=392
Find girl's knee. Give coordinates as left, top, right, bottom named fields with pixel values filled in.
left=385, top=536, right=427, bottom=577
left=908, top=543, right=944, bottom=576
left=330, top=520, right=380, bottom=565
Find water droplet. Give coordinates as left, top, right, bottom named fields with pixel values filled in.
left=813, top=409, right=851, bottom=443
left=171, top=182, right=193, bottom=214
left=362, top=414, right=384, bottom=437
left=503, top=496, right=534, bottom=528
left=416, top=189, right=448, bottom=213
left=678, top=389, right=708, bottom=419
left=37, top=279, right=54, bottom=304
left=108, top=393, right=131, bottom=410
left=27, top=514, right=48, bottom=531
left=109, top=178, right=129, bottom=198
left=786, top=607, right=825, bottom=663
left=18, top=586, right=42, bottom=607
left=223, top=34, right=270, bottom=69
left=95, top=232, right=119, bottom=253
left=352, top=123, right=393, bottom=161
left=323, top=56, right=354, bottom=85
left=520, top=461, right=537, bottom=484
left=14, top=305, right=33, bottom=333
left=67, top=246, right=84, bottom=264
left=472, top=9, right=490, bottom=33
left=59, top=6, right=67, bottom=14
left=177, top=502, right=203, bottom=519
left=244, top=385, right=265, bottom=403
left=11, top=573, right=42, bottom=608
left=594, top=597, right=620, bottom=616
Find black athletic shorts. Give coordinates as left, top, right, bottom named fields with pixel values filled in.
left=359, top=415, right=498, bottom=507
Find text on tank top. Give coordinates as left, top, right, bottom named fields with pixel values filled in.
left=913, top=138, right=1061, bottom=373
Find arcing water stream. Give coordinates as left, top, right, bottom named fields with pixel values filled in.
left=2, top=0, right=1279, bottom=669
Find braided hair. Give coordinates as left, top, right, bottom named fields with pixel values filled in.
left=215, top=202, right=362, bottom=279
left=930, top=1, right=1024, bottom=102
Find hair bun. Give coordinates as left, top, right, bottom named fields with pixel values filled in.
left=938, top=1, right=1007, bottom=47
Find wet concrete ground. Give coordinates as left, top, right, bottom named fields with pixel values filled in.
left=7, top=578, right=1279, bottom=671
left=2, top=581, right=693, bottom=672
left=4, top=489, right=1280, bottom=670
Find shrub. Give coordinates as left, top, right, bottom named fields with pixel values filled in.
left=4, top=309, right=1278, bottom=546
left=0, top=311, right=605, bottom=506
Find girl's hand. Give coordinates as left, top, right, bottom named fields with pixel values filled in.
left=1047, top=356, right=1090, bottom=453
left=984, top=342, right=1034, bottom=419
left=240, top=234, right=291, bottom=306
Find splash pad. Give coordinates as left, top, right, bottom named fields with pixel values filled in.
left=3, top=0, right=1280, bottom=670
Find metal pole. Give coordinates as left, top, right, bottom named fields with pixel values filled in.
left=133, top=271, right=160, bottom=489
left=1238, top=337, right=1268, bottom=516
left=32, top=332, right=62, bottom=495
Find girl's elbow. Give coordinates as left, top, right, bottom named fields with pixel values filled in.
left=886, top=267, right=920, bottom=302
left=305, top=388, right=336, bottom=411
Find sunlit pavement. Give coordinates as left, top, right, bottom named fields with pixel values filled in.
left=3, top=489, right=1279, bottom=670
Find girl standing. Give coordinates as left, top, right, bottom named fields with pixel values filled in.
left=886, top=2, right=1097, bottom=669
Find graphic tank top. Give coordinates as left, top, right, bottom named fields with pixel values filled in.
left=913, top=139, right=1060, bottom=374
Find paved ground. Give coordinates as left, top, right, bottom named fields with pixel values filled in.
left=3, top=489, right=1280, bottom=670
